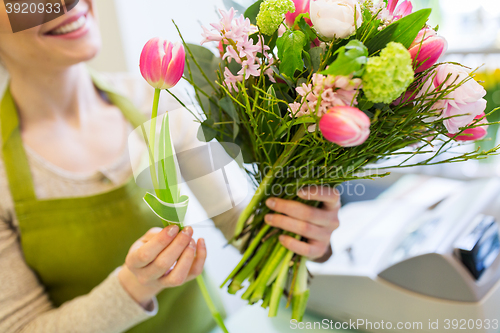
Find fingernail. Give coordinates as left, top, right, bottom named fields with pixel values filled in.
left=168, top=225, right=179, bottom=236
left=189, top=239, right=196, bottom=249
left=266, top=198, right=276, bottom=209
left=182, top=226, right=193, bottom=236
left=279, top=235, right=286, bottom=243
left=264, top=214, right=273, bottom=224
left=199, top=238, right=206, bottom=249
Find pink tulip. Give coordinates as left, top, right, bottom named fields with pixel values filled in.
left=140, top=37, right=185, bottom=90
left=387, top=0, right=413, bottom=19
left=285, top=0, right=312, bottom=27
left=447, top=113, right=489, bottom=141
left=409, top=29, right=447, bottom=73
left=319, top=106, right=371, bottom=147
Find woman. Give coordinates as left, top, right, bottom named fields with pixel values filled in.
left=0, top=1, right=340, bottom=332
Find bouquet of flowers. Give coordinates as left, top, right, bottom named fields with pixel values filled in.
left=145, top=0, right=500, bottom=325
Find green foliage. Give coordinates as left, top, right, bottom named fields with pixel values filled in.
left=391, top=9, right=432, bottom=48
left=277, top=30, right=307, bottom=78
left=244, top=0, right=264, bottom=25
left=320, top=40, right=368, bottom=76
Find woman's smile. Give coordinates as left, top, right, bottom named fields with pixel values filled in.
left=45, top=11, right=89, bottom=38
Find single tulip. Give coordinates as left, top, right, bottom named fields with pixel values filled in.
left=319, top=106, right=370, bottom=147
left=285, top=0, right=312, bottom=27
left=447, top=113, right=489, bottom=141
left=140, top=37, right=185, bottom=90
left=409, top=29, right=447, bottom=73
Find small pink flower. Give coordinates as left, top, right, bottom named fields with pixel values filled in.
left=319, top=106, right=371, bottom=147
left=409, top=29, right=447, bottom=73
left=447, top=113, right=489, bottom=141
left=140, top=38, right=185, bottom=90
left=224, top=67, right=243, bottom=92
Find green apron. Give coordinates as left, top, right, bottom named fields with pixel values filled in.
left=0, top=73, right=224, bottom=333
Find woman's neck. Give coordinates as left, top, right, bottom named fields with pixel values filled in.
left=8, top=63, right=102, bottom=128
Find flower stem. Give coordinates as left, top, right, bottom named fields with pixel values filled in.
left=233, top=126, right=307, bottom=236
left=291, top=256, right=310, bottom=322
left=221, top=224, right=271, bottom=288
left=196, top=275, right=229, bottom=333
left=148, top=88, right=161, bottom=199
left=268, top=249, right=295, bottom=317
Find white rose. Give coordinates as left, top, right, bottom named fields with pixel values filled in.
left=310, top=0, right=363, bottom=39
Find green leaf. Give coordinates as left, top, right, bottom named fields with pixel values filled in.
left=143, top=193, right=189, bottom=224
left=391, top=9, right=432, bottom=48
left=308, top=47, right=324, bottom=72
left=244, top=0, right=264, bottom=25
left=218, top=96, right=240, bottom=140
left=197, top=118, right=217, bottom=142
left=218, top=96, right=240, bottom=124
left=365, top=23, right=398, bottom=55
left=320, top=40, right=368, bottom=76
left=157, top=113, right=179, bottom=204
left=184, top=43, right=221, bottom=112
left=277, top=30, right=307, bottom=78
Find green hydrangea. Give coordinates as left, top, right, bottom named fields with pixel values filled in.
left=362, top=42, right=414, bottom=104
left=257, top=0, right=295, bottom=35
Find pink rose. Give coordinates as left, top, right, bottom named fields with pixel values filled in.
left=420, top=64, right=487, bottom=134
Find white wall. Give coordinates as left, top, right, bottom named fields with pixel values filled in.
left=92, top=0, right=225, bottom=74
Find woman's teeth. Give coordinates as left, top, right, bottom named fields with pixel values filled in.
left=50, top=15, right=86, bottom=35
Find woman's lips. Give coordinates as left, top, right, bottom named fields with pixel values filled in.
left=44, top=11, right=90, bottom=39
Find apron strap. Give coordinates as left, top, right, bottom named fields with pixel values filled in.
left=1, top=87, right=37, bottom=201
left=0, top=70, right=148, bottom=202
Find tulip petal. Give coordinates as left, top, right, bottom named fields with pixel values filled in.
left=163, top=43, right=186, bottom=89
left=140, top=38, right=163, bottom=88
left=387, top=0, right=399, bottom=15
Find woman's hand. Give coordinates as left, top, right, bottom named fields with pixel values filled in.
left=118, top=226, right=206, bottom=309
left=264, top=186, right=340, bottom=262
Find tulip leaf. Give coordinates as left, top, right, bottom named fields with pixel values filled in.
left=365, top=23, right=398, bottom=55
left=157, top=113, right=179, bottom=204
left=244, top=0, right=264, bottom=25
left=391, top=9, right=432, bottom=48
left=277, top=30, right=307, bottom=79
left=320, top=40, right=368, bottom=77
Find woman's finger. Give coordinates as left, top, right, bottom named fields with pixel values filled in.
left=186, top=239, right=207, bottom=281
left=297, top=186, right=341, bottom=211
left=264, top=214, right=331, bottom=243
left=279, top=235, right=328, bottom=260
left=266, top=197, right=336, bottom=227
left=141, top=227, right=193, bottom=281
left=126, top=225, right=179, bottom=269
left=159, top=239, right=196, bottom=287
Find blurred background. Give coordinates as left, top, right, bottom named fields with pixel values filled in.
left=88, top=0, right=500, bottom=330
